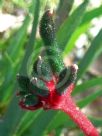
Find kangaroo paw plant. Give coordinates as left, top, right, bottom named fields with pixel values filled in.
left=17, top=10, right=99, bottom=136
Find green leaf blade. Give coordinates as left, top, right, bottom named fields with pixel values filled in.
left=57, top=0, right=88, bottom=50
left=78, top=29, right=102, bottom=80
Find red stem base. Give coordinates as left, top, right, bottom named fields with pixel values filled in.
left=61, top=97, right=99, bottom=136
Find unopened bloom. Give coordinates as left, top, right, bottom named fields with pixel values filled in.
left=17, top=10, right=99, bottom=136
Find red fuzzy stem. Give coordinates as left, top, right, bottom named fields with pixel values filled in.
left=61, top=97, right=99, bottom=136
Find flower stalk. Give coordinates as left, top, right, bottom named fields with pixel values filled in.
left=17, top=10, right=99, bottom=136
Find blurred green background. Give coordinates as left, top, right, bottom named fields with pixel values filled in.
left=0, top=0, right=102, bottom=136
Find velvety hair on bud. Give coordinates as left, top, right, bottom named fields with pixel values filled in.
left=17, top=74, right=30, bottom=92
left=39, top=10, right=55, bottom=45
left=56, top=64, right=78, bottom=95
left=23, top=94, right=39, bottom=107
left=17, top=75, right=49, bottom=97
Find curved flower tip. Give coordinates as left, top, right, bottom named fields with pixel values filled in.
left=72, top=63, right=78, bottom=71
left=46, top=9, right=54, bottom=16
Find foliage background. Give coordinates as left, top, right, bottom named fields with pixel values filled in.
left=0, top=0, right=102, bottom=135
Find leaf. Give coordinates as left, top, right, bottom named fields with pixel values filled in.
left=14, top=110, right=41, bottom=136
left=25, top=110, right=57, bottom=136
left=55, top=128, right=62, bottom=136
left=20, top=2, right=40, bottom=75
left=73, top=76, right=102, bottom=95
left=47, top=111, right=74, bottom=132
left=0, top=8, right=31, bottom=101
left=78, top=29, right=102, bottom=80
left=77, top=89, right=102, bottom=108
left=63, top=5, right=102, bottom=55
left=6, top=17, right=29, bottom=61
left=0, top=1, right=41, bottom=136
left=1, top=0, right=42, bottom=102
left=81, top=6, right=102, bottom=25
left=63, top=23, right=90, bottom=56
left=57, top=0, right=88, bottom=50
left=89, top=116, right=102, bottom=127
left=0, top=62, right=20, bottom=100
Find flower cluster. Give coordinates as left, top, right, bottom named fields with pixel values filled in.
left=17, top=64, right=77, bottom=110
left=17, top=10, right=99, bottom=136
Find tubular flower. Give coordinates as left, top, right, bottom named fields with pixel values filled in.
left=17, top=10, right=99, bottom=136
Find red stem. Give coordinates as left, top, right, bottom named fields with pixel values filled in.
left=61, top=97, right=99, bottom=136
